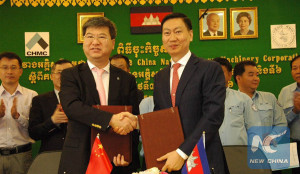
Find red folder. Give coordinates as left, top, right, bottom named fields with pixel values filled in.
left=91, top=105, right=132, bottom=163
left=138, top=107, right=184, bottom=170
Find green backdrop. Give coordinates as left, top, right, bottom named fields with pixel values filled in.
left=1, top=0, right=299, bottom=96
left=0, top=0, right=299, bottom=169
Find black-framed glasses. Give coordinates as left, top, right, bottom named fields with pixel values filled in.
left=84, top=34, right=109, bottom=42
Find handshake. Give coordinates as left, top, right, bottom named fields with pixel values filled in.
left=109, top=112, right=138, bottom=135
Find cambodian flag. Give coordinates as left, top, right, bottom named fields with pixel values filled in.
left=130, top=6, right=172, bottom=34
left=181, top=136, right=211, bottom=174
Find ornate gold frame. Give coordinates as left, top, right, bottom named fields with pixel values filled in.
left=77, top=12, right=105, bottom=43
left=230, top=7, right=258, bottom=39
left=199, top=8, right=227, bottom=40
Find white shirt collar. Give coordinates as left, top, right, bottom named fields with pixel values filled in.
left=87, top=60, right=110, bottom=73
left=171, top=50, right=191, bottom=68
left=0, top=84, right=22, bottom=96
left=251, top=90, right=259, bottom=100
left=291, top=82, right=298, bottom=92
left=54, top=89, right=60, bottom=103
left=209, top=30, right=217, bottom=36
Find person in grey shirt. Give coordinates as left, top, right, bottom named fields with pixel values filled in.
left=233, top=60, right=287, bottom=128
left=213, top=58, right=255, bottom=145
left=278, top=55, right=300, bottom=174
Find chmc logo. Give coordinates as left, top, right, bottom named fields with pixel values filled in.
left=25, top=32, right=49, bottom=57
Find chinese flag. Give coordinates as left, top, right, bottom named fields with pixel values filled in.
left=86, top=135, right=112, bottom=174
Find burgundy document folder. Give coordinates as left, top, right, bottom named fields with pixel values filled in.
left=91, top=105, right=132, bottom=163
left=138, top=107, right=184, bottom=170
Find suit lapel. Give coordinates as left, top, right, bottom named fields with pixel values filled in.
left=47, top=91, right=59, bottom=113
left=162, top=65, right=172, bottom=107
left=175, top=55, right=199, bottom=106
left=108, top=66, right=121, bottom=105
left=48, top=91, right=59, bottom=104
left=79, top=63, right=100, bottom=104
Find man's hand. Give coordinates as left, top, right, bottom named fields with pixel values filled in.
left=11, top=97, right=19, bottom=119
left=51, top=104, right=68, bottom=124
left=0, top=99, right=5, bottom=118
left=113, top=154, right=129, bottom=167
left=118, top=112, right=137, bottom=129
left=293, top=92, right=300, bottom=114
left=157, top=150, right=185, bottom=172
left=109, top=112, right=137, bottom=135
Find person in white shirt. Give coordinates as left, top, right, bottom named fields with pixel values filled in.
left=0, top=52, right=38, bottom=174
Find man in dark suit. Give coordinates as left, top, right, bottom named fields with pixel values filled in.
left=29, top=59, right=73, bottom=153
left=58, top=17, right=140, bottom=174
left=110, top=54, right=144, bottom=104
left=154, top=13, right=227, bottom=173
left=203, top=13, right=223, bottom=36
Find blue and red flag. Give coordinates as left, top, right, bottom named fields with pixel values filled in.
left=181, top=136, right=211, bottom=174
left=130, top=6, right=173, bottom=34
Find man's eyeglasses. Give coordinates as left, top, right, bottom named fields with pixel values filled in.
left=84, top=34, right=109, bottom=42
left=0, top=66, right=21, bottom=71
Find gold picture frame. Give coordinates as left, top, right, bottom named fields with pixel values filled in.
left=77, top=12, right=105, bottom=43
left=230, top=7, right=258, bottom=39
left=199, top=8, right=227, bottom=40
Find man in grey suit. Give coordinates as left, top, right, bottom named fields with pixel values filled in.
left=203, top=13, right=223, bottom=36
left=154, top=13, right=227, bottom=173
left=58, top=17, right=140, bottom=174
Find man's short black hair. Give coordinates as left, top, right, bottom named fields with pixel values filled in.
left=0, top=52, right=22, bottom=68
left=233, top=60, right=257, bottom=84
left=213, top=57, right=232, bottom=72
left=290, top=55, right=300, bottom=68
left=82, top=17, right=117, bottom=39
left=109, top=54, right=130, bottom=69
left=51, top=59, right=73, bottom=73
left=161, top=13, right=192, bottom=31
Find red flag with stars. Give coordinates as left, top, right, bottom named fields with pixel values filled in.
left=86, top=134, right=112, bottom=174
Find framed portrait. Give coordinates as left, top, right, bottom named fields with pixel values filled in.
left=230, top=7, right=258, bottom=39
left=199, top=8, right=227, bottom=40
left=77, top=12, right=104, bottom=43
